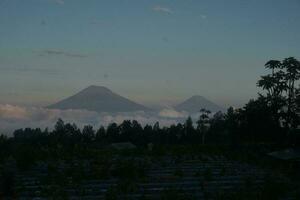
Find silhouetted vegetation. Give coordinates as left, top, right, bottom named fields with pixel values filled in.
left=0, top=57, right=299, bottom=199
left=0, top=57, right=299, bottom=164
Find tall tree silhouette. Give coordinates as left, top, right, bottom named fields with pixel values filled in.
left=184, top=116, right=194, bottom=143
left=282, top=57, right=300, bottom=129
left=257, top=57, right=300, bottom=131
left=197, top=108, right=211, bottom=145
left=82, top=125, right=95, bottom=143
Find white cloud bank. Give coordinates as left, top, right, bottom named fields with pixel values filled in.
left=159, top=109, right=188, bottom=118
left=0, top=104, right=187, bottom=136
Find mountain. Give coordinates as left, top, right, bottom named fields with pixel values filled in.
left=48, top=85, right=150, bottom=113
left=175, top=95, right=224, bottom=113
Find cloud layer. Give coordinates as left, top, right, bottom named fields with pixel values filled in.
left=159, top=108, right=188, bottom=118
left=0, top=104, right=188, bottom=136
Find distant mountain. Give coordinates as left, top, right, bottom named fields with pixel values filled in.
left=175, top=95, right=224, bottom=113
left=48, top=85, right=150, bottom=113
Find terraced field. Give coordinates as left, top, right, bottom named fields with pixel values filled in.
left=11, top=154, right=296, bottom=199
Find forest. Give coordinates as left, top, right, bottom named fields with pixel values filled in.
left=0, top=57, right=299, bottom=199
left=1, top=57, right=299, bottom=146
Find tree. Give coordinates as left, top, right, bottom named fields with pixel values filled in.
left=296, top=87, right=300, bottom=113
left=131, top=120, right=143, bottom=144
left=183, top=116, right=194, bottom=143
left=107, top=123, right=120, bottom=142
left=64, top=123, right=80, bottom=139
left=197, top=109, right=211, bottom=145
left=241, top=97, right=283, bottom=142
left=54, top=118, right=65, bottom=133
left=119, top=120, right=132, bottom=142
left=282, top=57, right=300, bottom=129
left=153, top=122, right=160, bottom=132
left=257, top=68, right=287, bottom=98
left=265, top=60, right=281, bottom=75
left=257, top=57, right=300, bottom=132
left=152, top=122, right=161, bottom=144
left=82, top=125, right=95, bottom=142
left=96, top=126, right=106, bottom=142
left=184, top=117, right=194, bottom=133
left=225, top=107, right=241, bottom=145
left=209, top=111, right=226, bottom=143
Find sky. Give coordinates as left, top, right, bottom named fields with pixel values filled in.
left=1, top=0, right=300, bottom=108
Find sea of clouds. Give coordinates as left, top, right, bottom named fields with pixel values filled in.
left=0, top=104, right=191, bottom=136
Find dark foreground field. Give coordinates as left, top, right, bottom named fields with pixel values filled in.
left=1, top=145, right=299, bottom=200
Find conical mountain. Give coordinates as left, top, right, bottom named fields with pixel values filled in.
left=48, top=85, right=150, bottom=112
left=175, top=95, right=224, bottom=113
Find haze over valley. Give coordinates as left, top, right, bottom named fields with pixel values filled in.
left=0, top=85, right=224, bottom=134
left=0, top=0, right=299, bottom=133
left=0, top=1, right=300, bottom=199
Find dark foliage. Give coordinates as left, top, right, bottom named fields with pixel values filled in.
left=0, top=57, right=299, bottom=173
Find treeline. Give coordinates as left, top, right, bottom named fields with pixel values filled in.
left=0, top=57, right=299, bottom=148
left=3, top=105, right=298, bottom=148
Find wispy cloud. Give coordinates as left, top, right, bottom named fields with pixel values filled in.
left=200, top=15, right=207, bottom=19
left=90, top=19, right=109, bottom=26
left=152, top=5, right=173, bottom=14
left=0, top=65, right=58, bottom=75
left=53, top=0, right=65, bottom=5
left=39, top=50, right=87, bottom=58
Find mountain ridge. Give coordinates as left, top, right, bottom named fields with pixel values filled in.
left=48, top=85, right=150, bottom=113
left=175, top=95, right=224, bottom=113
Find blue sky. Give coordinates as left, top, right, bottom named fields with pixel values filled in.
left=0, top=0, right=300, bottom=107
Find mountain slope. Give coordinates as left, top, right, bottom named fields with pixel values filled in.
left=48, top=85, right=150, bottom=112
left=175, top=95, right=224, bottom=113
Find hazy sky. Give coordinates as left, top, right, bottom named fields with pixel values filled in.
left=1, top=0, right=300, bottom=108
